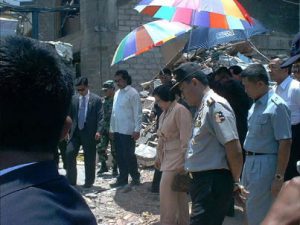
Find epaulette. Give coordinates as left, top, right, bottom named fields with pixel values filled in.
left=206, top=97, right=215, bottom=107
left=271, top=95, right=281, bottom=105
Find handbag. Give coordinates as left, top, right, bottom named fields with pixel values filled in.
left=171, top=172, right=191, bottom=192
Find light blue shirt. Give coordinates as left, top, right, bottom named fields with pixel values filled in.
left=244, top=90, right=292, bottom=153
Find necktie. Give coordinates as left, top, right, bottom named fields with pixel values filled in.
left=78, top=96, right=86, bottom=130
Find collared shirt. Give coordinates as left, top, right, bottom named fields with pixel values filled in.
left=110, top=85, right=142, bottom=135
left=78, top=90, right=90, bottom=123
left=244, top=90, right=292, bottom=154
left=0, top=162, right=36, bottom=176
left=185, top=89, right=239, bottom=172
left=275, top=76, right=300, bottom=125
left=157, top=101, right=192, bottom=171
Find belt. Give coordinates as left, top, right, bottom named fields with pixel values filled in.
left=189, top=169, right=230, bottom=179
left=245, top=151, right=276, bottom=156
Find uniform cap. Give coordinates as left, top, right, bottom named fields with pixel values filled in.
left=281, top=32, right=300, bottom=68
left=172, top=62, right=206, bottom=89
left=102, top=80, right=114, bottom=90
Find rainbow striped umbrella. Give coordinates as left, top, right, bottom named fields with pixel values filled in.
left=111, top=20, right=191, bottom=65
left=134, top=0, right=253, bottom=30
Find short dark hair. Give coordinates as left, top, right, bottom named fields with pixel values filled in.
left=229, top=65, right=243, bottom=75
left=153, top=84, right=176, bottom=102
left=159, top=68, right=172, bottom=76
left=115, top=69, right=132, bottom=85
left=0, top=36, right=73, bottom=153
left=241, top=64, right=269, bottom=85
left=75, top=76, right=88, bottom=86
left=215, top=66, right=232, bottom=79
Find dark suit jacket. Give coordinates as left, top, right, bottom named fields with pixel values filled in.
left=69, top=92, right=103, bottom=139
left=0, top=161, right=97, bottom=225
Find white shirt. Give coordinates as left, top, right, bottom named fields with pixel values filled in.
left=110, top=85, right=142, bottom=135
left=275, top=76, right=300, bottom=125
left=78, top=90, right=90, bottom=123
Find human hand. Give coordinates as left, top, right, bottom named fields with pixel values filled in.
left=233, top=183, right=249, bottom=207
left=64, top=133, right=70, bottom=141
left=95, top=132, right=101, bottom=141
left=176, top=167, right=186, bottom=174
left=132, top=132, right=140, bottom=141
left=154, top=159, right=161, bottom=170
left=261, top=177, right=300, bottom=225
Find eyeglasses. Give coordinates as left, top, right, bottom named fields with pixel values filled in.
left=292, top=64, right=300, bottom=73
left=114, top=79, right=122, bottom=83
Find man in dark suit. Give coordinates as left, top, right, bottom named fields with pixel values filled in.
left=0, top=36, right=96, bottom=225
left=66, top=77, right=103, bottom=188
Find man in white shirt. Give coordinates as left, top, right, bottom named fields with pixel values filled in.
left=110, top=70, right=142, bottom=187
left=270, top=56, right=300, bottom=180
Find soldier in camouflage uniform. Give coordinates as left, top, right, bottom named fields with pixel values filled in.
left=97, top=80, right=118, bottom=176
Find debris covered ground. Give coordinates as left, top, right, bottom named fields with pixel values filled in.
left=60, top=161, right=245, bottom=225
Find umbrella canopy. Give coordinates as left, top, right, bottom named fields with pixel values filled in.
left=184, top=18, right=268, bottom=51
left=111, top=20, right=191, bottom=65
left=134, top=0, right=253, bottom=30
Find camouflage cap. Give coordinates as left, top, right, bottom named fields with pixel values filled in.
left=102, top=80, right=114, bottom=90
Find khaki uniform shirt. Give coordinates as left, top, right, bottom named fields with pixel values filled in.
left=185, top=89, right=239, bottom=172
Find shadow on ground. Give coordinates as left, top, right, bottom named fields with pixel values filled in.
left=113, top=181, right=160, bottom=215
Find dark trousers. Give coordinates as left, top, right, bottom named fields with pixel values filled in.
left=285, top=123, right=300, bottom=180
left=190, top=169, right=233, bottom=225
left=114, top=132, right=140, bottom=184
left=151, top=168, right=162, bottom=191
left=66, top=128, right=96, bottom=186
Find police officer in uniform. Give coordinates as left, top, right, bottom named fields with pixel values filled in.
left=241, top=64, right=292, bottom=225
left=97, top=80, right=118, bottom=176
left=172, top=62, right=244, bottom=225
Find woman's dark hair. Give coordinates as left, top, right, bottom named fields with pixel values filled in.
left=153, top=84, right=176, bottom=102
left=115, top=69, right=132, bottom=85
left=229, top=65, right=243, bottom=75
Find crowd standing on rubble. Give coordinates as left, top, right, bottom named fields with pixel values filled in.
left=1, top=32, right=300, bottom=225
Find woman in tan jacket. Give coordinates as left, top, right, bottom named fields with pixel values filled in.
left=153, top=84, right=192, bottom=225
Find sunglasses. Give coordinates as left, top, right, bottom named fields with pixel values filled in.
left=77, top=88, right=86, bottom=92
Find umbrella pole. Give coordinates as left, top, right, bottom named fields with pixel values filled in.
left=248, top=40, right=270, bottom=62
left=186, top=29, right=193, bottom=60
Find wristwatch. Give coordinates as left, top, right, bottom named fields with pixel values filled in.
left=275, top=173, right=284, bottom=181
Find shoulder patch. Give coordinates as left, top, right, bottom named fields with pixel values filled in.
left=271, top=96, right=281, bottom=105
left=215, top=111, right=225, bottom=123
left=206, top=97, right=215, bottom=107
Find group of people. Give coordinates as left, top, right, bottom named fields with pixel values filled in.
left=151, top=32, right=300, bottom=225
left=63, top=71, right=142, bottom=188
left=1, top=32, right=300, bottom=225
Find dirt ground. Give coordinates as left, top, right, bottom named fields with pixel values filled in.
left=61, top=162, right=245, bottom=225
